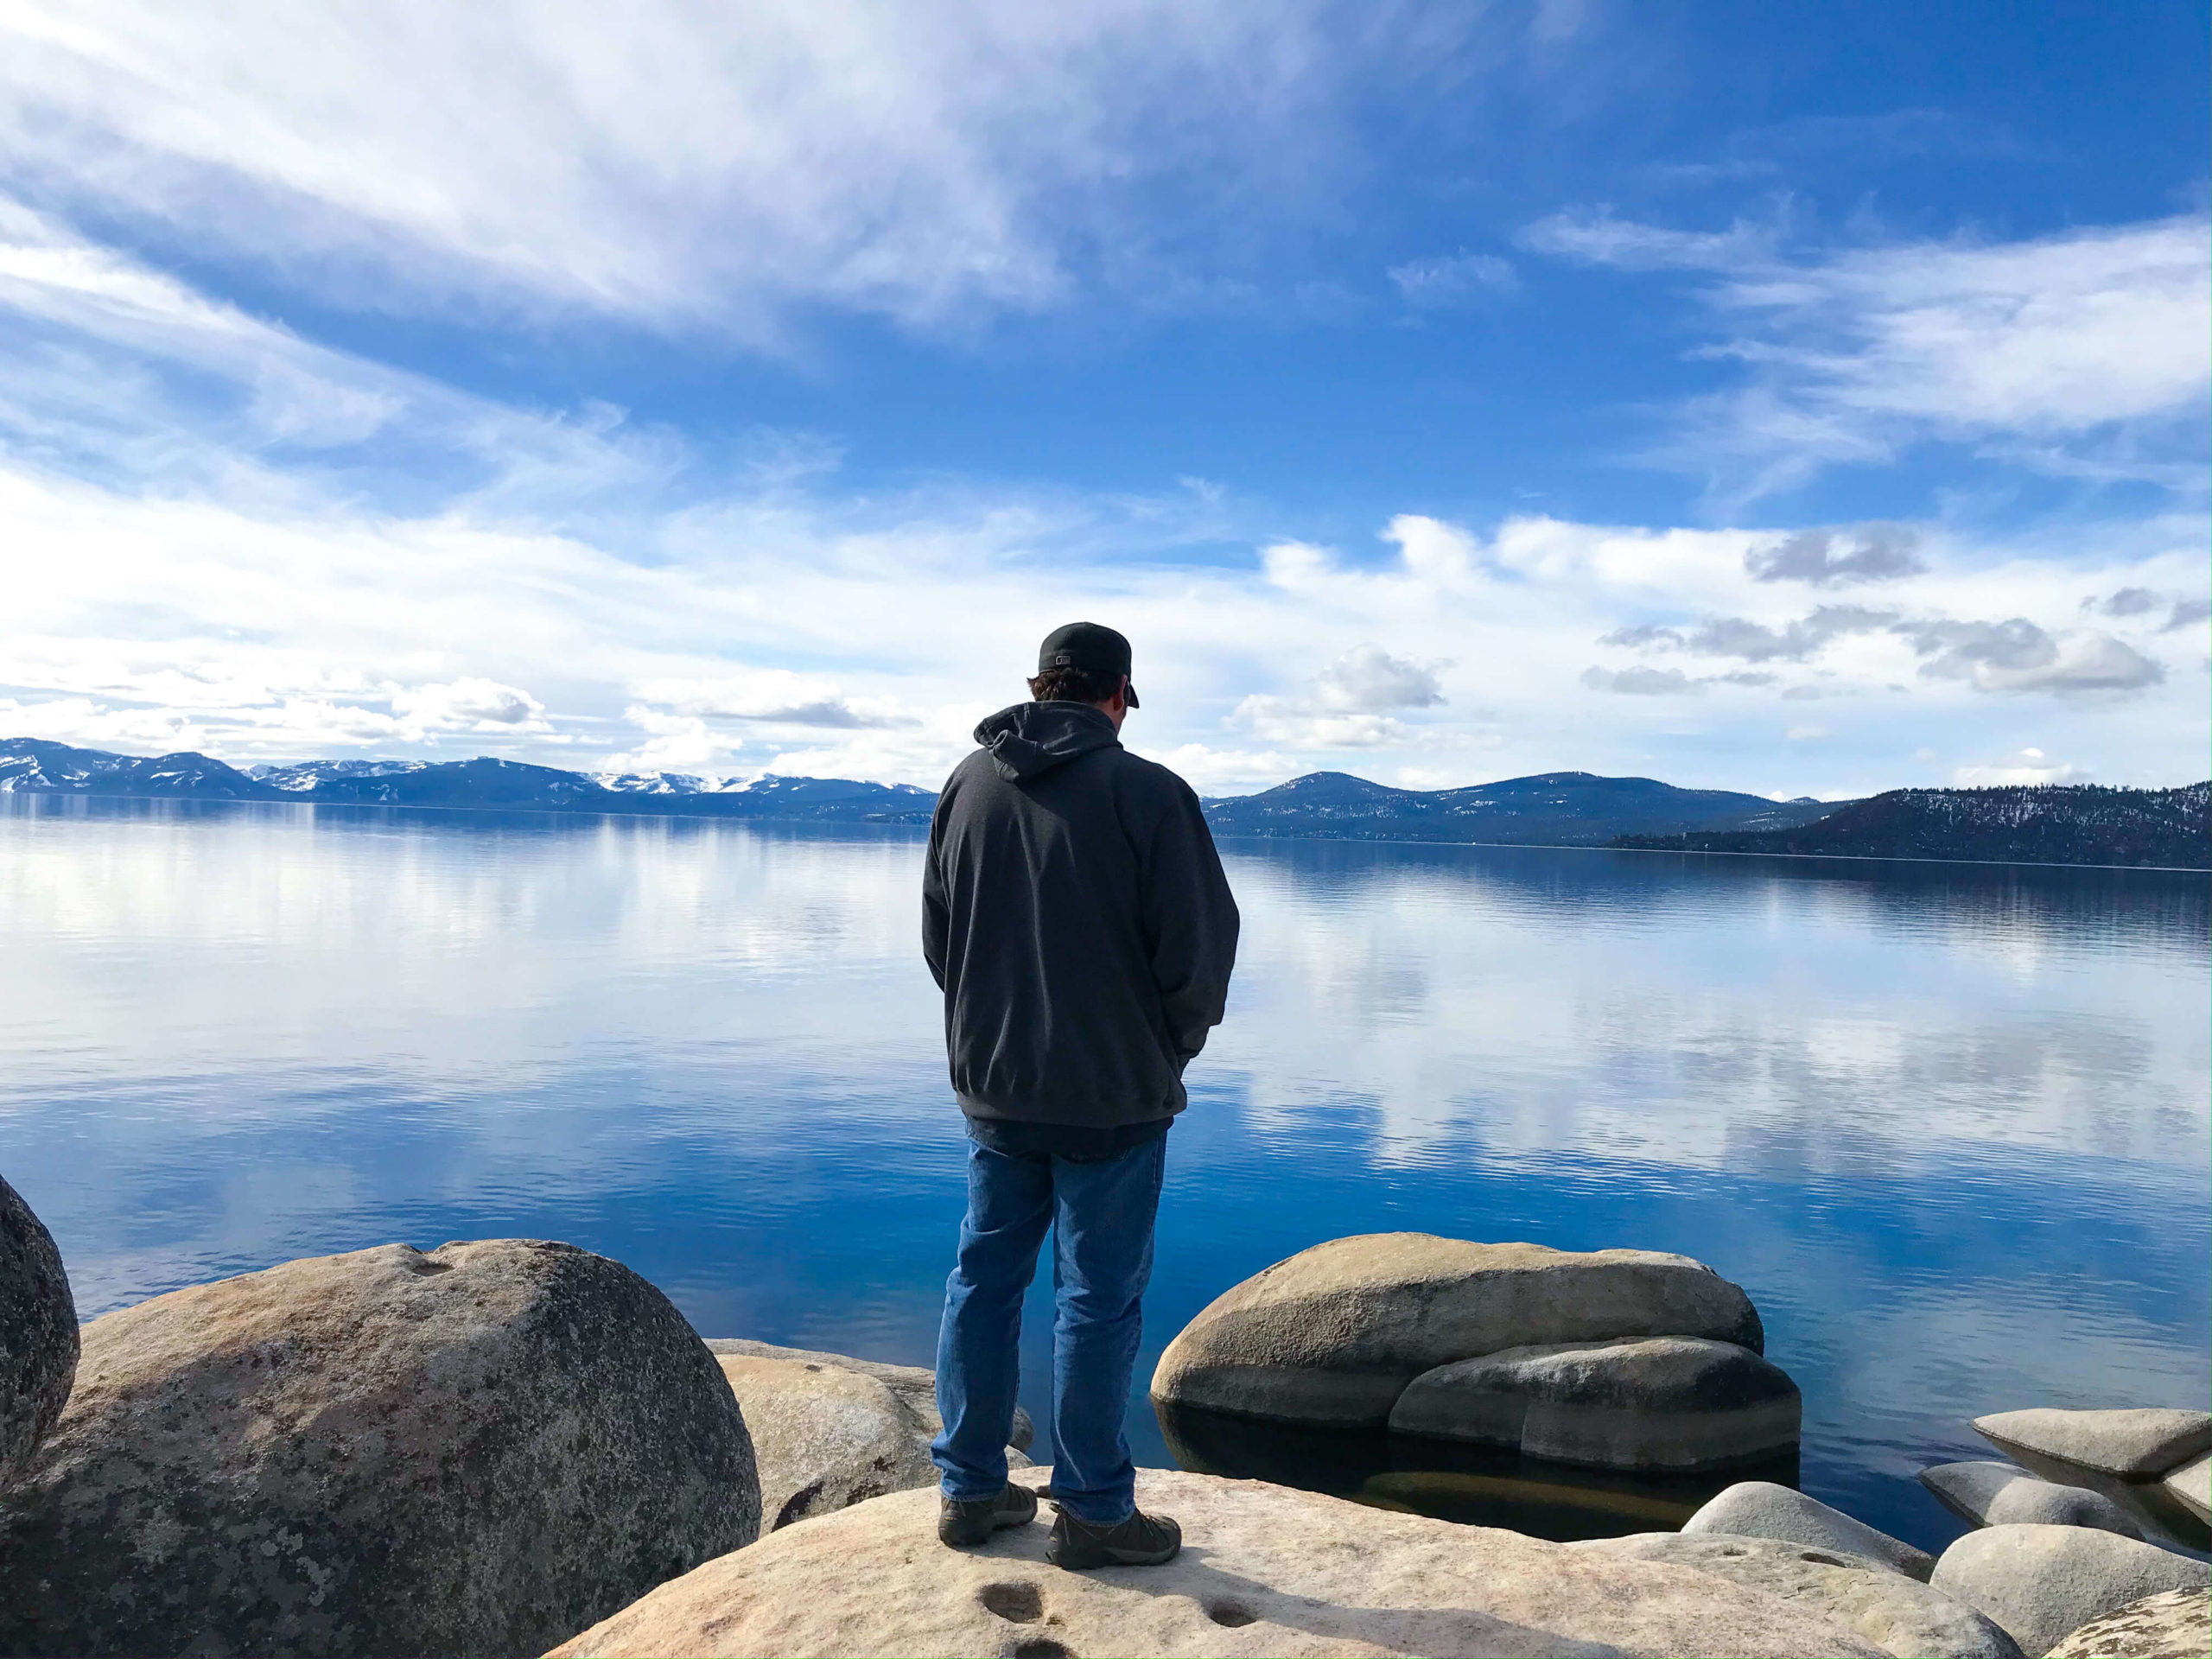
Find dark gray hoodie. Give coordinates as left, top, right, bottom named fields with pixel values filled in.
left=923, top=701, right=1240, bottom=1129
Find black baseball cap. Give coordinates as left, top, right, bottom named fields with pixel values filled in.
left=1037, top=621, right=1139, bottom=707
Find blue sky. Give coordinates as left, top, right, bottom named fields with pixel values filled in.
left=0, top=0, right=2204, bottom=795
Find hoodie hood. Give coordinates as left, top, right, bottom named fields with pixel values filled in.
left=973, top=701, right=1120, bottom=783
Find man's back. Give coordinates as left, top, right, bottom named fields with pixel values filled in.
left=924, top=700, right=1239, bottom=1132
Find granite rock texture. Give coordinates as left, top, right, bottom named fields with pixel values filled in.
left=1974, top=1410, right=2212, bottom=1482
left=1682, top=1481, right=1936, bottom=1580
left=1930, top=1524, right=2211, bottom=1658
left=1922, top=1461, right=2144, bottom=1539
left=0, top=1174, right=75, bottom=1491
left=1152, top=1234, right=1764, bottom=1429
left=2043, top=1587, right=2212, bottom=1659
left=0, top=1240, right=760, bottom=1659
left=2158, top=1455, right=2209, bottom=1528
left=1574, top=1531, right=2022, bottom=1659
left=548, top=1466, right=1887, bottom=1658
left=705, top=1337, right=1034, bottom=1452
left=1389, top=1336, right=1799, bottom=1470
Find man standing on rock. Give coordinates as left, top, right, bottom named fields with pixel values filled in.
left=924, top=621, right=1239, bottom=1570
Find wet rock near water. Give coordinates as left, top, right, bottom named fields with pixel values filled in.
left=1974, top=1410, right=2212, bottom=1483
left=1389, top=1335, right=1800, bottom=1471
left=0, top=1174, right=76, bottom=1491
left=2164, top=1456, right=2210, bottom=1528
left=1151, top=1234, right=1783, bottom=1475
left=1923, top=1461, right=2144, bottom=1539
left=1573, top=1531, right=2022, bottom=1659
left=2043, top=1587, right=2212, bottom=1659
left=1930, top=1524, right=2211, bottom=1658
left=711, top=1345, right=1031, bottom=1530
left=0, top=1239, right=760, bottom=1659
left=1682, top=1480, right=1936, bottom=1580
left=549, top=1465, right=1891, bottom=1658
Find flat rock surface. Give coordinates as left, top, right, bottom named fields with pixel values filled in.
left=2161, top=1456, right=2209, bottom=1528
left=549, top=1466, right=1889, bottom=1658
left=1152, top=1234, right=1765, bottom=1428
left=1573, top=1531, right=2022, bottom=1659
left=1974, top=1410, right=2212, bottom=1481
left=1930, top=1524, right=2211, bottom=1658
left=1389, top=1337, right=1799, bottom=1471
left=0, top=1174, right=76, bottom=1490
left=2044, top=1587, right=2212, bottom=1659
left=706, top=1337, right=1034, bottom=1452
left=1922, top=1462, right=2143, bottom=1538
left=0, top=1240, right=760, bottom=1659
left=1683, top=1481, right=1936, bottom=1580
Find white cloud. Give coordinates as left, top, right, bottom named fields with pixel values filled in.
left=0, top=0, right=1456, bottom=336
left=1387, top=251, right=1517, bottom=305
left=633, top=671, right=913, bottom=729
left=1953, top=747, right=2081, bottom=787
left=1525, top=209, right=2212, bottom=502
left=391, top=679, right=549, bottom=732
left=1580, top=664, right=1700, bottom=696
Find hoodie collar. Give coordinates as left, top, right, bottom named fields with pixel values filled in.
left=972, top=701, right=1120, bottom=782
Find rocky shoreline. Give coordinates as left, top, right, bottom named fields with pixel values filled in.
left=3, top=1182, right=2205, bottom=1657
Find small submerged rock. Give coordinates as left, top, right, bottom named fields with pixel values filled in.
left=1389, top=1336, right=1800, bottom=1471
left=1929, top=1523, right=2211, bottom=1658
left=1974, top=1409, right=2212, bottom=1482
left=0, top=1174, right=76, bottom=1491
left=2044, top=1587, right=2212, bottom=1659
left=1681, top=1481, right=1936, bottom=1580
left=0, top=1239, right=760, bottom=1659
left=548, top=1466, right=1890, bottom=1658
left=1922, top=1461, right=2144, bottom=1539
left=1573, top=1532, right=2021, bottom=1659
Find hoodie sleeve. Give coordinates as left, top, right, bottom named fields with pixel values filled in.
left=1139, top=774, right=1240, bottom=1064
left=922, top=788, right=951, bottom=992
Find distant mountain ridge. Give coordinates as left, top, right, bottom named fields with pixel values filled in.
left=1613, top=783, right=2210, bottom=869
left=4, top=738, right=2202, bottom=867
left=1198, top=769, right=1841, bottom=846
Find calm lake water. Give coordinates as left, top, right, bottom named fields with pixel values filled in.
left=3, top=796, right=2206, bottom=1554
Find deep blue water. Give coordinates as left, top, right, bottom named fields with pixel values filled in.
left=3, top=796, right=2206, bottom=1554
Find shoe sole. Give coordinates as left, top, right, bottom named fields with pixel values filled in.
left=1046, top=1539, right=1181, bottom=1569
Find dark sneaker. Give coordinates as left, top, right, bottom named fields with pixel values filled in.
left=1045, top=1506, right=1182, bottom=1569
left=938, top=1482, right=1039, bottom=1547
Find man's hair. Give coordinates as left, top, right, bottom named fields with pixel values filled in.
left=1028, top=664, right=1123, bottom=704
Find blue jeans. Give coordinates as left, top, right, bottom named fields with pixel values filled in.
left=931, top=1133, right=1166, bottom=1524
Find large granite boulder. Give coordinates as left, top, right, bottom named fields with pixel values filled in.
left=1573, top=1532, right=2022, bottom=1659
left=1389, top=1336, right=1799, bottom=1471
left=713, top=1349, right=1032, bottom=1530
left=0, top=1175, right=76, bottom=1490
left=1683, top=1481, right=1936, bottom=1580
left=2044, top=1587, right=2211, bottom=1659
left=0, top=1240, right=759, bottom=1659
left=1930, top=1524, right=2211, bottom=1658
left=549, top=1466, right=1888, bottom=1657
left=1922, top=1461, right=2142, bottom=1539
left=705, top=1338, right=1033, bottom=1452
left=2164, top=1455, right=2210, bottom=1526
left=1152, top=1234, right=1764, bottom=1429
left=1974, top=1410, right=2212, bottom=1482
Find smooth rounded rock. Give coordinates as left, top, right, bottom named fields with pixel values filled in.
left=1574, top=1531, right=2022, bottom=1659
left=1974, top=1410, right=2212, bottom=1482
left=1389, top=1336, right=1800, bottom=1471
left=1930, top=1524, right=2211, bottom=1658
left=0, top=1174, right=76, bottom=1490
left=549, top=1466, right=1888, bottom=1657
left=1152, top=1234, right=1766, bottom=1428
left=706, top=1337, right=1034, bottom=1452
left=0, top=1240, right=760, bottom=1659
left=1683, top=1481, right=1936, bottom=1580
left=719, top=1355, right=937, bottom=1530
left=1922, top=1461, right=2143, bottom=1539
left=2044, top=1587, right=2212, bottom=1659
left=2161, top=1455, right=2209, bottom=1528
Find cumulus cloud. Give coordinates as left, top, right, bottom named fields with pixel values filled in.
left=391, top=679, right=548, bottom=731
left=1897, top=620, right=2164, bottom=696
left=1952, top=747, right=2082, bottom=787
left=1313, top=644, right=1446, bottom=712
left=1524, top=208, right=2212, bottom=502
left=2163, top=597, right=2210, bottom=633
left=1580, top=665, right=1700, bottom=696
left=632, top=671, right=913, bottom=729
left=1746, top=524, right=1926, bottom=585
left=2094, top=586, right=2163, bottom=618
left=1605, top=605, right=1897, bottom=662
